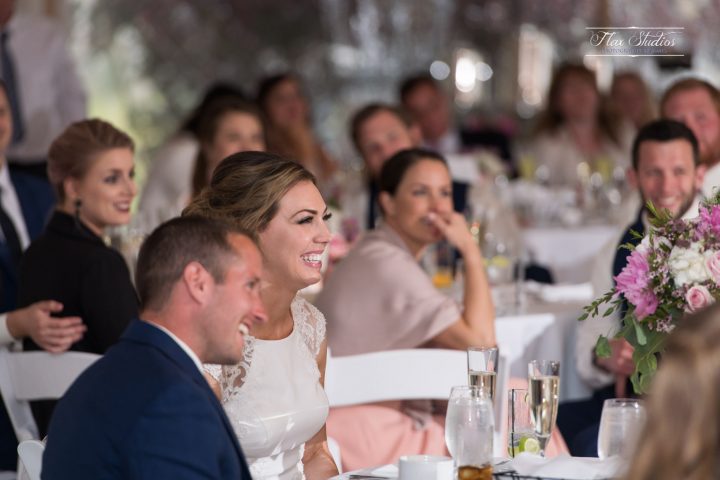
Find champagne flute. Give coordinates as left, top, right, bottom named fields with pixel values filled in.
left=467, top=347, right=498, bottom=403
left=527, top=360, right=560, bottom=457
left=445, top=386, right=494, bottom=480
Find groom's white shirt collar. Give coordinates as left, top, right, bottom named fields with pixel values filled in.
left=151, top=323, right=204, bottom=373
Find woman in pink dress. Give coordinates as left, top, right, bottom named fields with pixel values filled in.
left=317, top=148, right=566, bottom=470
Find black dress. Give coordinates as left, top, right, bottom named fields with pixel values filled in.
left=17, top=210, right=138, bottom=436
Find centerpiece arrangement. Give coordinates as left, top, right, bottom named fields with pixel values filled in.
left=581, top=193, right=720, bottom=394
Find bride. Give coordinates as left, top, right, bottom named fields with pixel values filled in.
left=184, top=151, right=338, bottom=479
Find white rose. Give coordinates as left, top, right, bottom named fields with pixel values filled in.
left=669, top=243, right=710, bottom=287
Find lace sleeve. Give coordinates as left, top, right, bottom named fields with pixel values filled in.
left=204, top=363, right=222, bottom=382
left=201, top=337, right=255, bottom=402
left=292, top=296, right=327, bottom=357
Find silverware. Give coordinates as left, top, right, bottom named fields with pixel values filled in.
left=347, top=475, right=392, bottom=479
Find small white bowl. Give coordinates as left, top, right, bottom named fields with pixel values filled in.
left=398, top=455, right=453, bottom=480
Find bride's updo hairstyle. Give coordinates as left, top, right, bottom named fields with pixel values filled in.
left=183, top=151, right=316, bottom=240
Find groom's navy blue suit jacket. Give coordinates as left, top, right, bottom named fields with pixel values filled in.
left=42, top=320, right=251, bottom=479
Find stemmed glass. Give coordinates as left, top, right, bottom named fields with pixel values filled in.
left=597, top=398, right=646, bottom=459
left=445, top=386, right=494, bottom=479
left=527, top=360, right=560, bottom=457
left=467, top=347, right=498, bottom=403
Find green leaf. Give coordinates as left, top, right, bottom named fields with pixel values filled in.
left=633, top=319, right=647, bottom=346
left=602, top=305, right=616, bottom=317
left=595, top=336, right=611, bottom=358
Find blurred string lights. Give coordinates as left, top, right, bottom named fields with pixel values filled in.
left=427, top=49, right=496, bottom=109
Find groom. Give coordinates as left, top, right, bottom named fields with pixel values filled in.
left=42, top=216, right=267, bottom=478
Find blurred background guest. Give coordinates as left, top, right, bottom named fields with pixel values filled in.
left=190, top=97, right=265, bottom=197
left=138, top=82, right=246, bottom=230
left=399, top=73, right=513, bottom=169
left=317, top=148, right=496, bottom=469
left=185, top=152, right=338, bottom=480
left=660, top=77, right=720, bottom=197
left=18, top=118, right=139, bottom=437
left=623, top=304, right=720, bottom=480
left=257, top=73, right=337, bottom=188
left=1, top=0, right=86, bottom=178
left=530, top=63, right=633, bottom=187
left=609, top=71, right=657, bottom=130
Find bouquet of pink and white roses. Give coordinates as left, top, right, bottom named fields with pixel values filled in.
left=581, top=193, right=720, bottom=394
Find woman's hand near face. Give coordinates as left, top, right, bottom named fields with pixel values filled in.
left=427, top=211, right=480, bottom=258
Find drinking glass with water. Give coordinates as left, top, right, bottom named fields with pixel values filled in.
left=445, top=386, right=494, bottom=480
left=597, top=398, right=646, bottom=459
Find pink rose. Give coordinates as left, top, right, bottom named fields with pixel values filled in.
left=685, top=285, right=715, bottom=313
left=706, top=251, right=720, bottom=286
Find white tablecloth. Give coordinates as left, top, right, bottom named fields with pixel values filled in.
left=496, top=296, right=592, bottom=402
left=523, top=225, right=618, bottom=284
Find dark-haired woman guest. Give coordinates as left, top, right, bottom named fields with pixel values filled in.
left=18, top=119, right=139, bottom=436
left=317, top=148, right=567, bottom=470
left=316, top=148, right=494, bottom=469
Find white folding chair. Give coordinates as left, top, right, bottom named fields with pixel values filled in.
left=325, top=349, right=468, bottom=406
left=17, top=440, right=43, bottom=480
left=0, top=345, right=100, bottom=442
left=325, top=348, right=511, bottom=467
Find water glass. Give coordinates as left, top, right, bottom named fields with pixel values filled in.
left=467, top=347, right=498, bottom=402
left=597, top=398, right=646, bottom=459
left=507, top=389, right=538, bottom=457
left=527, top=360, right=560, bottom=456
left=445, top=386, right=493, bottom=479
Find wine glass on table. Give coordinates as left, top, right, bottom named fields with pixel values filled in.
left=445, top=386, right=494, bottom=480
left=527, top=360, right=560, bottom=457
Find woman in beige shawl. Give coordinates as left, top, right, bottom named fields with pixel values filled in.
left=316, top=148, right=496, bottom=469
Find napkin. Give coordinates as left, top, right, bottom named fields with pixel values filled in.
left=510, top=453, right=622, bottom=480
left=537, top=283, right=594, bottom=303
left=365, top=464, right=398, bottom=478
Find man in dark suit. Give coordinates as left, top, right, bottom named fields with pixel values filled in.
left=0, top=79, right=54, bottom=312
left=43, top=216, right=267, bottom=479
left=559, top=119, right=705, bottom=456
left=0, top=78, right=55, bottom=470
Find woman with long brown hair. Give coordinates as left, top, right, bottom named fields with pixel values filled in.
left=530, top=63, right=634, bottom=187
left=257, top=73, right=337, bottom=187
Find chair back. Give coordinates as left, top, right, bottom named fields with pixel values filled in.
left=0, top=347, right=100, bottom=441
left=17, top=440, right=43, bottom=480
left=325, top=348, right=467, bottom=406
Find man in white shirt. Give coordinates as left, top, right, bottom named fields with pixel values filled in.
left=1, top=0, right=86, bottom=175
left=661, top=77, right=720, bottom=198
left=560, top=119, right=705, bottom=456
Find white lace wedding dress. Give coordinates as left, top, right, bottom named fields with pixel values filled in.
left=206, top=296, right=329, bottom=480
